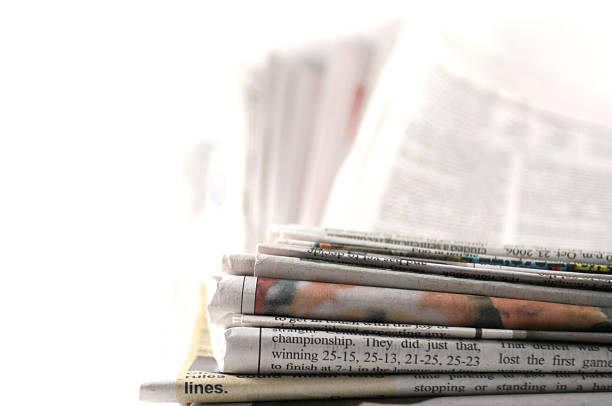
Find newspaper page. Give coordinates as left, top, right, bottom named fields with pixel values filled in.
left=217, top=326, right=612, bottom=374
left=140, top=287, right=612, bottom=403
left=271, top=224, right=612, bottom=266
left=221, top=252, right=612, bottom=307
left=268, top=234, right=612, bottom=279
left=206, top=275, right=612, bottom=332
left=271, top=228, right=612, bottom=274
left=324, top=22, right=612, bottom=252
left=229, top=314, right=612, bottom=344
left=192, top=391, right=612, bottom=406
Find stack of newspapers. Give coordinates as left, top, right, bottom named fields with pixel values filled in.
left=141, top=224, right=612, bottom=404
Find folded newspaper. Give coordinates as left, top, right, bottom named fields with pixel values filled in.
left=208, top=275, right=612, bottom=331
left=140, top=287, right=612, bottom=403
left=140, top=224, right=612, bottom=403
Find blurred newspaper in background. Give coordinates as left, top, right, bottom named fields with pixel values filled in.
left=240, top=22, right=400, bottom=250
left=237, top=14, right=612, bottom=252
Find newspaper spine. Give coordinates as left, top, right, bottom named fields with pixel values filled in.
left=207, top=275, right=612, bottom=331
left=244, top=253, right=612, bottom=307
left=218, top=327, right=612, bottom=374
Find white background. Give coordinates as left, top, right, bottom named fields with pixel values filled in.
left=0, top=2, right=413, bottom=404
left=2, top=1, right=612, bottom=405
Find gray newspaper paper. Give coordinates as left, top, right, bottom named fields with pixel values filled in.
left=192, top=392, right=612, bottom=406
left=216, top=327, right=612, bottom=374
